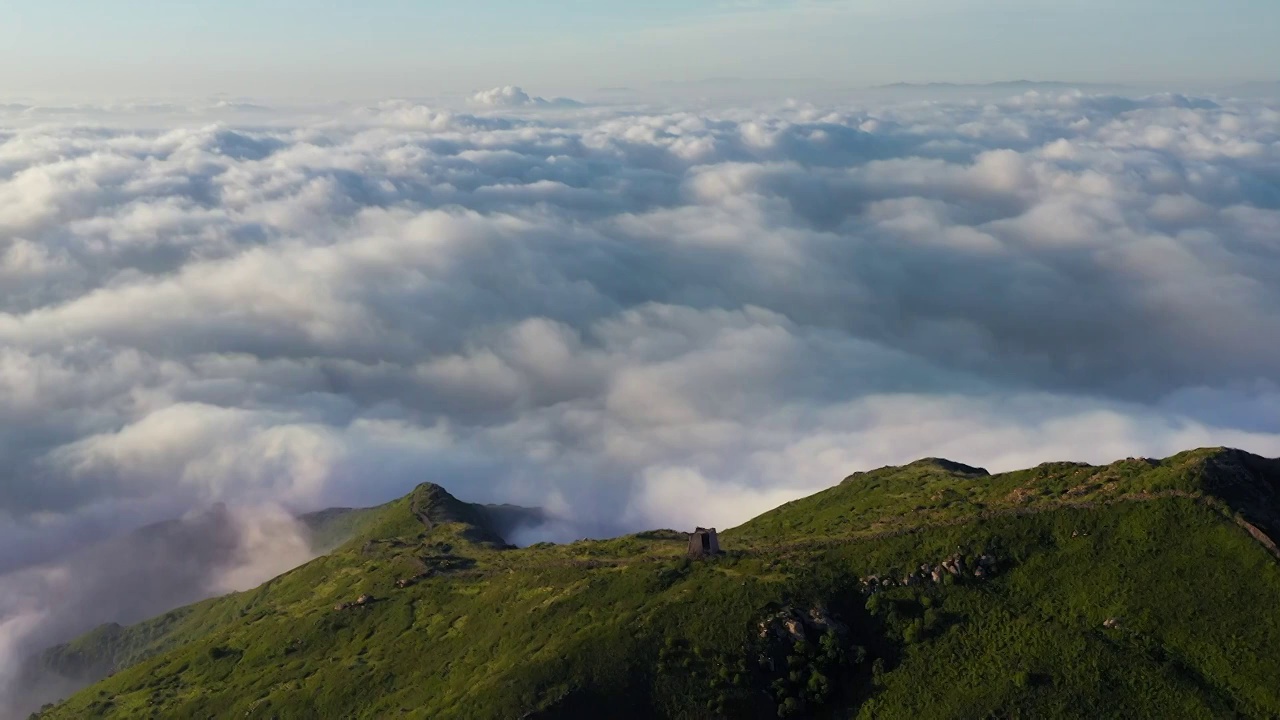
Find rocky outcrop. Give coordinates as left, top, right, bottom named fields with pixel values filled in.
left=860, top=552, right=1000, bottom=593
left=333, top=594, right=377, bottom=611
left=757, top=604, right=846, bottom=644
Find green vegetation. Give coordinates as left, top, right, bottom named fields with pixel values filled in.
left=299, top=506, right=388, bottom=553
left=32, top=447, right=1280, bottom=719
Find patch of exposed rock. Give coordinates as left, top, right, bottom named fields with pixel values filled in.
left=859, top=551, right=1000, bottom=593
left=757, top=604, right=847, bottom=644
left=333, top=594, right=377, bottom=611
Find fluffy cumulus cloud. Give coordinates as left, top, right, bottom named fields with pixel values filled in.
left=469, top=85, right=583, bottom=108
left=1, top=88, right=1280, bottom=704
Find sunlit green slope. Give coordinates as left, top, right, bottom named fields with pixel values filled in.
left=35, top=448, right=1280, bottom=719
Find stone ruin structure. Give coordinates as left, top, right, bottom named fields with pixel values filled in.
left=687, top=527, right=721, bottom=558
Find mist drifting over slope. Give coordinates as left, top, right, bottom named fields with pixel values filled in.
left=0, top=503, right=314, bottom=715
left=1, top=86, right=1280, bottom=710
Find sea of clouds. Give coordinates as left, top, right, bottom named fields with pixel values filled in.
left=1, top=85, right=1279, bottom=706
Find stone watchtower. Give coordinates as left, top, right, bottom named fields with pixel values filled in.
left=687, top=527, right=721, bottom=558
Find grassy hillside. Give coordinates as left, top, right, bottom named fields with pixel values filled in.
left=32, top=448, right=1280, bottom=719
left=23, top=492, right=545, bottom=698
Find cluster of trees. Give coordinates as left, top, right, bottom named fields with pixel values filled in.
left=865, top=592, right=948, bottom=646
left=654, top=626, right=873, bottom=719
left=770, top=629, right=869, bottom=717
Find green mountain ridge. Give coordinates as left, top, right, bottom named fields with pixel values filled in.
left=14, top=494, right=545, bottom=716
left=29, top=447, right=1280, bottom=719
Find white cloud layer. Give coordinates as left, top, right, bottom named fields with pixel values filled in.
left=0, top=90, right=1277, bottom=529
left=2, top=90, right=1280, bottom=527
left=1, top=90, right=1280, bottom=702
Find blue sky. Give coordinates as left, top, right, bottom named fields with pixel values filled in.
left=0, top=0, right=1277, bottom=98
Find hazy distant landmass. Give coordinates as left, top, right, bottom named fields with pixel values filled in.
left=654, top=76, right=822, bottom=87
left=875, top=79, right=1123, bottom=90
